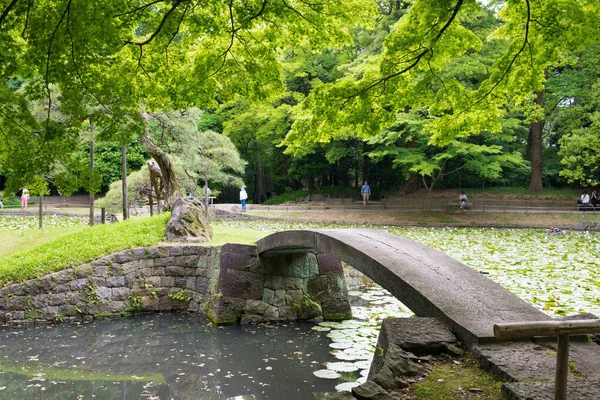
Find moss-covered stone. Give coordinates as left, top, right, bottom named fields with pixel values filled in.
left=207, top=296, right=245, bottom=325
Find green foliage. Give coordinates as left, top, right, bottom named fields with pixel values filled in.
left=126, top=294, right=143, bottom=313
left=264, top=187, right=359, bottom=205
left=0, top=214, right=170, bottom=286
left=75, top=142, right=148, bottom=194
left=96, top=168, right=152, bottom=214
left=558, top=122, right=600, bottom=186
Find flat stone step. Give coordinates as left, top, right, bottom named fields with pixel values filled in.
left=473, top=341, right=600, bottom=382
left=502, top=379, right=600, bottom=400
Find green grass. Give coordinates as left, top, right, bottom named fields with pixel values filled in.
left=210, top=224, right=268, bottom=245
left=413, top=359, right=502, bottom=399
left=0, top=213, right=170, bottom=286
left=0, top=225, right=88, bottom=256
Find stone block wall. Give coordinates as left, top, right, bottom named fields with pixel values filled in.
left=207, top=245, right=352, bottom=324
left=343, top=261, right=375, bottom=290
left=0, top=245, right=220, bottom=326
left=0, top=244, right=352, bottom=326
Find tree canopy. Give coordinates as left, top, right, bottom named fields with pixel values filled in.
left=2, top=0, right=600, bottom=201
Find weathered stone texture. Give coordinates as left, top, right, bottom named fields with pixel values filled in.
left=0, top=242, right=351, bottom=327
left=165, top=197, right=212, bottom=242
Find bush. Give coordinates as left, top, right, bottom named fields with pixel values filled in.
left=0, top=213, right=170, bottom=286
left=264, top=187, right=360, bottom=205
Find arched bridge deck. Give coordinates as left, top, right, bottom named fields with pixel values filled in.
left=257, top=229, right=550, bottom=346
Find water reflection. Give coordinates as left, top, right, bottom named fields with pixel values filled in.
left=0, top=314, right=338, bottom=400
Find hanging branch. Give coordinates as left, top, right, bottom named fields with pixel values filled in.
left=124, top=0, right=187, bottom=47
left=0, top=0, right=20, bottom=25
left=113, top=0, right=165, bottom=18
left=343, top=0, right=464, bottom=102
left=459, top=0, right=532, bottom=114
left=44, top=0, right=73, bottom=123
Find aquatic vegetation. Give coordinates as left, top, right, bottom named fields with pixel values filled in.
left=216, top=220, right=600, bottom=317
left=0, top=215, right=86, bottom=231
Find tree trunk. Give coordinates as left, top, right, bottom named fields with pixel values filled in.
left=38, top=195, right=43, bottom=229
left=362, top=153, right=371, bottom=185
left=140, top=111, right=180, bottom=210
left=122, top=145, right=128, bottom=220
left=400, top=137, right=420, bottom=194
left=401, top=174, right=420, bottom=194
left=528, top=90, right=544, bottom=192
left=256, top=163, right=265, bottom=204
left=422, top=173, right=440, bottom=211
left=305, top=174, right=316, bottom=191
left=204, top=173, right=209, bottom=218
left=89, top=122, right=95, bottom=226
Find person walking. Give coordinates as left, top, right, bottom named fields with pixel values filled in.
left=240, top=186, right=248, bottom=211
left=21, top=188, right=29, bottom=209
left=361, top=181, right=371, bottom=206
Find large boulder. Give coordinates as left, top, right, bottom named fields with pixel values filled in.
left=165, top=197, right=212, bottom=242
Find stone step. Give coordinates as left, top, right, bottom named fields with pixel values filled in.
left=502, top=379, right=600, bottom=400
left=473, top=341, right=600, bottom=382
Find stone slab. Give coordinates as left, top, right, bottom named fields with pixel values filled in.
left=379, top=317, right=456, bottom=356
left=532, top=339, right=600, bottom=379
left=473, top=342, right=563, bottom=381
left=257, top=229, right=551, bottom=346
left=502, top=380, right=600, bottom=400
left=369, top=317, right=456, bottom=380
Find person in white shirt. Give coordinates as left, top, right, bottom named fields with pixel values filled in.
left=581, top=190, right=590, bottom=207
left=240, top=186, right=248, bottom=211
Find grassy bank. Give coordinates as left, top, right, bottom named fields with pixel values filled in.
left=0, top=214, right=170, bottom=286
left=0, top=214, right=269, bottom=287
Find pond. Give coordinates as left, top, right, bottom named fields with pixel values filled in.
left=0, top=313, right=337, bottom=399
left=0, top=289, right=409, bottom=400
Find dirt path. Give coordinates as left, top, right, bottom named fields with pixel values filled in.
left=246, top=210, right=600, bottom=230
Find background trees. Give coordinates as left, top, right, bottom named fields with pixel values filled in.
left=1, top=0, right=600, bottom=205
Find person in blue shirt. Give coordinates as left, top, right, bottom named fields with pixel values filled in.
left=361, top=181, right=371, bottom=206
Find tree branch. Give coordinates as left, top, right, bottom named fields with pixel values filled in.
left=66, top=4, right=113, bottom=115
left=113, top=0, right=164, bottom=18
left=21, top=0, right=31, bottom=37
left=345, top=0, right=464, bottom=101
left=461, top=0, right=531, bottom=113
left=0, top=0, right=20, bottom=26
left=124, top=0, right=186, bottom=47
left=45, top=0, right=73, bottom=123
left=165, top=0, right=190, bottom=64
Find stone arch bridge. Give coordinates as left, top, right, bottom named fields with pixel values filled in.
left=257, top=229, right=551, bottom=347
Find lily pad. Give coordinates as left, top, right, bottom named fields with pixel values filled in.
left=313, top=369, right=341, bottom=379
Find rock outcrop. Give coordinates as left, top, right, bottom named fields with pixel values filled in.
left=165, top=197, right=212, bottom=242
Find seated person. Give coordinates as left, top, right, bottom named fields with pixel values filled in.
left=581, top=190, right=590, bottom=207
left=591, top=190, right=598, bottom=207
left=459, top=192, right=469, bottom=208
